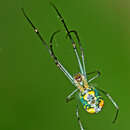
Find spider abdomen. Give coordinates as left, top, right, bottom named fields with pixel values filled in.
left=79, top=87, right=104, bottom=114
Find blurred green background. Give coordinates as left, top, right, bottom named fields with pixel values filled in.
left=0, top=0, right=129, bottom=130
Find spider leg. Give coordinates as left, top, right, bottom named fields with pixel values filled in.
left=66, top=30, right=87, bottom=78
left=87, top=71, right=101, bottom=83
left=76, top=105, right=85, bottom=130
left=96, top=87, right=119, bottom=123
left=66, top=88, right=78, bottom=103
left=50, top=3, right=84, bottom=75
left=49, top=30, right=75, bottom=84
left=22, top=9, right=75, bottom=85
left=21, top=8, right=49, bottom=50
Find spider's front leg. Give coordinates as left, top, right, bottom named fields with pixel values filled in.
left=49, top=30, right=75, bottom=85
left=51, top=3, right=85, bottom=77
left=22, top=8, right=75, bottom=86
left=66, top=30, right=87, bottom=78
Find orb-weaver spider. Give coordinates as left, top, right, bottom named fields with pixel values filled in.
left=22, top=3, right=119, bottom=130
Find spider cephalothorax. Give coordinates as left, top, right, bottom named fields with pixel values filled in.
left=74, top=73, right=89, bottom=90
left=74, top=73, right=82, bottom=82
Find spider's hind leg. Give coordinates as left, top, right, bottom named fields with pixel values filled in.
left=76, top=104, right=85, bottom=130
left=96, top=87, right=119, bottom=123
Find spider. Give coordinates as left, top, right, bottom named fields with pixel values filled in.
left=22, top=3, right=119, bottom=130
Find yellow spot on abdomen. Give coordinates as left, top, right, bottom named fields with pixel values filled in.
left=87, top=108, right=96, bottom=114
left=99, top=100, right=104, bottom=108
left=88, top=91, right=95, bottom=95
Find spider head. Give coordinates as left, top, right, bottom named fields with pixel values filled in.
left=74, top=73, right=84, bottom=86
left=74, top=73, right=82, bottom=82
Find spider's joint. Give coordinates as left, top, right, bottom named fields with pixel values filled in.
left=72, top=43, right=76, bottom=49
left=34, top=28, right=38, bottom=33
left=60, top=18, right=64, bottom=21
left=56, top=62, right=60, bottom=67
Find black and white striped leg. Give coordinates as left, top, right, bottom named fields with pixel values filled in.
left=96, top=87, right=119, bottom=123
left=76, top=105, right=84, bottom=130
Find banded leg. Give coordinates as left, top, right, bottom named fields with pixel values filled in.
left=66, top=88, right=79, bottom=103
left=50, top=30, right=74, bottom=84
left=50, top=3, right=84, bottom=75
left=76, top=105, right=84, bottom=130
left=96, top=87, right=119, bottom=123
left=87, top=71, right=101, bottom=83
left=67, top=30, right=87, bottom=78
left=21, top=8, right=50, bottom=50
left=21, top=9, right=75, bottom=85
